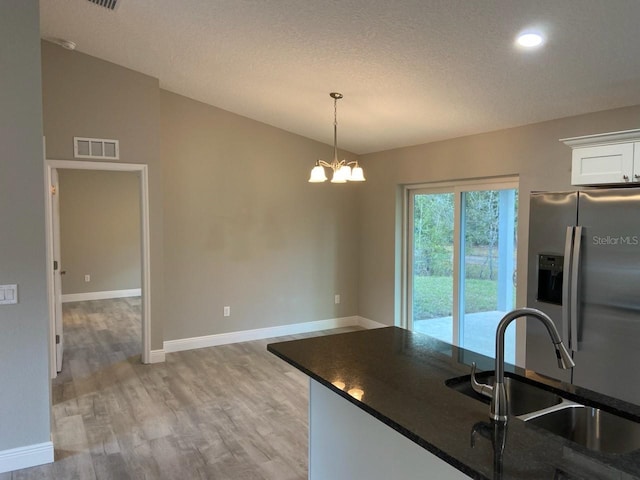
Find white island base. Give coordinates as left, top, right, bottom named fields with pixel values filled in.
left=309, top=379, right=469, bottom=480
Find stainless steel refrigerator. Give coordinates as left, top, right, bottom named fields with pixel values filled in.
left=527, top=188, right=640, bottom=406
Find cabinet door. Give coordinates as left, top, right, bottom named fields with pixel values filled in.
left=571, top=143, right=634, bottom=185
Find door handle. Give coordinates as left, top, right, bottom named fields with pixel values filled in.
left=60, top=270, right=66, bottom=275
left=562, top=227, right=574, bottom=347
left=570, top=226, right=583, bottom=352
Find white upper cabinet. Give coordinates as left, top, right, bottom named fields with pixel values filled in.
left=561, top=129, right=640, bottom=186
left=572, top=142, right=635, bottom=185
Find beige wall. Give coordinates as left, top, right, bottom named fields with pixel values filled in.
left=161, top=91, right=360, bottom=340
left=41, top=41, right=164, bottom=349
left=0, top=0, right=50, bottom=452
left=41, top=41, right=362, bottom=347
left=59, top=170, right=141, bottom=295
left=357, top=105, right=640, bottom=328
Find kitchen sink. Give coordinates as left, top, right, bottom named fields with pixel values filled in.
left=448, top=371, right=640, bottom=454
left=524, top=405, right=640, bottom=454
left=446, top=372, right=564, bottom=416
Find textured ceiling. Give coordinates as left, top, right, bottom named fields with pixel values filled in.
left=40, top=0, right=640, bottom=154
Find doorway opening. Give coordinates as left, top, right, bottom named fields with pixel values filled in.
left=45, top=160, right=152, bottom=378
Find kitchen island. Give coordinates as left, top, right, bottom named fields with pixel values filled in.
left=267, top=327, right=640, bottom=480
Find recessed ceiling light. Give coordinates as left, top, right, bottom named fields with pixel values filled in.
left=516, top=32, right=544, bottom=48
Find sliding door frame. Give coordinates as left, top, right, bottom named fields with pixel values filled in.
left=402, top=176, right=519, bottom=355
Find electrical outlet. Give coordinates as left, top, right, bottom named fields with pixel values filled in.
left=223, top=306, right=231, bottom=317
left=84, top=274, right=91, bottom=282
left=335, top=294, right=341, bottom=304
left=0, top=284, right=18, bottom=305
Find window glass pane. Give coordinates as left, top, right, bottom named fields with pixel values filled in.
left=412, top=193, right=455, bottom=344
left=460, top=189, right=518, bottom=363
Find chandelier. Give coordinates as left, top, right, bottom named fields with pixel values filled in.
left=308, top=92, right=365, bottom=183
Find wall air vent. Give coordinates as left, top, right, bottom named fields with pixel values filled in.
left=87, top=0, right=121, bottom=11
left=74, top=137, right=120, bottom=160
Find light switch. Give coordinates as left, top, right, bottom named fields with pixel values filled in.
left=0, top=284, right=17, bottom=305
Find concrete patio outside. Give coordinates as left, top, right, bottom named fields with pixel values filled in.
left=413, top=310, right=516, bottom=364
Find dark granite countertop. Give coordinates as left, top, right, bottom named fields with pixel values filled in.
left=267, top=327, right=640, bottom=480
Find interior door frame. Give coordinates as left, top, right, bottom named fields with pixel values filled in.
left=44, top=159, right=152, bottom=378
left=50, top=168, right=63, bottom=372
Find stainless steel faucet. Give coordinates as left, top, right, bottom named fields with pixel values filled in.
left=471, top=307, right=575, bottom=422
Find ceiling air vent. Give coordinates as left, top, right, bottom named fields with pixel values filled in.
left=87, top=0, right=121, bottom=11
left=74, top=137, right=120, bottom=160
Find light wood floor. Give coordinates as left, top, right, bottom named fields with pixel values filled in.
left=3, top=298, right=359, bottom=479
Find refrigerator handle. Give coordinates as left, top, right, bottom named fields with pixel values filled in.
left=562, top=227, right=574, bottom=347
left=570, top=226, right=583, bottom=352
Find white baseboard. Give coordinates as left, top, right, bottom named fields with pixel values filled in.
left=62, top=288, right=141, bottom=303
left=164, top=316, right=389, bottom=354
left=0, top=441, right=53, bottom=474
left=357, top=316, right=388, bottom=329
left=149, top=349, right=166, bottom=364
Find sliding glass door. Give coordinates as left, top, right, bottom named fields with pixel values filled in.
left=408, top=181, right=518, bottom=363
left=410, top=191, right=455, bottom=343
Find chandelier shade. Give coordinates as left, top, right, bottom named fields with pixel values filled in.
left=308, top=92, right=365, bottom=183
left=309, top=163, right=328, bottom=182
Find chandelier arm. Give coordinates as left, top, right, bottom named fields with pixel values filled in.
left=319, top=159, right=347, bottom=170
left=333, top=159, right=346, bottom=169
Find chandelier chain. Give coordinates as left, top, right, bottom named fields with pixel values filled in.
left=333, top=96, right=338, bottom=163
